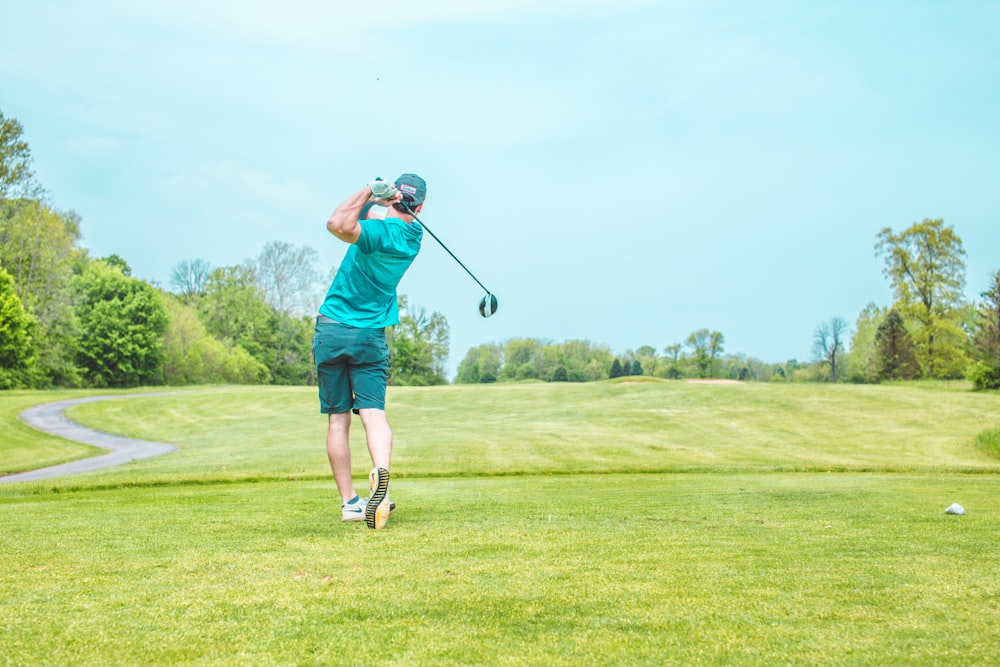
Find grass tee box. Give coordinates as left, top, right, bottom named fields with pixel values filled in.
left=1, top=381, right=1000, bottom=665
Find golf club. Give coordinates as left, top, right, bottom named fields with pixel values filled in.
left=400, top=201, right=498, bottom=318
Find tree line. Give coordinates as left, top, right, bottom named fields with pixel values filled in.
left=3, top=108, right=999, bottom=390
left=0, top=110, right=449, bottom=389
left=453, top=219, right=1000, bottom=389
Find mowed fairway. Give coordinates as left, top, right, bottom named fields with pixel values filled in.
left=2, top=380, right=1000, bottom=666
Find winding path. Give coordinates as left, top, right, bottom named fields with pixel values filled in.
left=1, top=394, right=178, bottom=484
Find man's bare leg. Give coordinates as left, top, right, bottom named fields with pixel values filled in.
left=359, top=408, right=393, bottom=529
left=326, top=412, right=357, bottom=503
left=358, top=408, right=392, bottom=470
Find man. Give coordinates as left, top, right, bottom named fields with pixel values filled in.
left=313, top=174, right=426, bottom=530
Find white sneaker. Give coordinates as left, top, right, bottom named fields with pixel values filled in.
left=341, top=495, right=367, bottom=522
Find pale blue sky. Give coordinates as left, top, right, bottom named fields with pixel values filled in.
left=3, top=1, right=999, bottom=377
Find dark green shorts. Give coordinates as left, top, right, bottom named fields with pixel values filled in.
left=313, top=318, right=389, bottom=414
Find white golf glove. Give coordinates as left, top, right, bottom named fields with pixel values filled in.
left=369, top=179, right=398, bottom=199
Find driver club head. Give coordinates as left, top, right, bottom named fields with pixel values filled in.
left=479, top=293, right=498, bottom=318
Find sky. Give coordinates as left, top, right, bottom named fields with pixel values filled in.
left=2, top=1, right=999, bottom=378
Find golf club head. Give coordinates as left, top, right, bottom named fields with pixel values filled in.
left=479, top=293, right=498, bottom=318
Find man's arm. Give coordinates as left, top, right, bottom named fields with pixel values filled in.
left=327, top=184, right=401, bottom=244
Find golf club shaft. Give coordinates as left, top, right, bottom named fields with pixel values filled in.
left=403, top=205, right=492, bottom=294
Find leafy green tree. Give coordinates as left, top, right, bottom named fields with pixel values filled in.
left=0, top=267, right=39, bottom=388
left=552, top=340, right=610, bottom=382
left=101, top=254, right=132, bottom=276
left=0, top=199, right=83, bottom=385
left=708, top=332, right=725, bottom=377
left=609, top=358, right=624, bottom=379
left=456, top=343, right=502, bottom=383
left=717, top=352, right=767, bottom=382
left=848, top=303, right=886, bottom=383
left=198, top=266, right=275, bottom=375
left=269, top=314, right=316, bottom=385
left=0, top=111, right=37, bottom=200
left=874, top=309, right=920, bottom=381
left=387, top=296, right=449, bottom=386
left=457, top=338, right=615, bottom=384
left=159, top=292, right=268, bottom=385
left=876, top=219, right=968, bottom=377
left=685, top=329, right=724, bottom=378
left=500, top=338, right=544, bottom=381
left=73, top=260, right=168, bottom=387
left=633, top=345, right=658, bottom=376
left=969, top=271, right=1000, bottom=390
left=662, top=343, right=683, bottom=379
left=198, top=262, right=323, bottom=386
left=583, top=359, right=607, bottom=382
left=551, top=364, right=569, bottom=382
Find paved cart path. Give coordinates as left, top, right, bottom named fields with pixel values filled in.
left=1, top=394, right=178, bottom=484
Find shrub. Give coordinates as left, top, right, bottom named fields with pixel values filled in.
left=967, top=360, right=1000, bottom=391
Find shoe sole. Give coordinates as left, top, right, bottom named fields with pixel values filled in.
left=366, top=467, right=390, bottom=530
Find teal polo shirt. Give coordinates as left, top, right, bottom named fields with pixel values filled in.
left=319, top=216, right=423, bottom=328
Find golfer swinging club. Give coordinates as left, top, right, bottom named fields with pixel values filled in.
left=314, top=174, right=426, bottom=529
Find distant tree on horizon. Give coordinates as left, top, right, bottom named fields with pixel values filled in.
left=876, top=219, right=968, bottom=378
left=170, top=258, right=213, bottom=304
left=970, top=270, right=1000, bottom=390
left=874, top=309, right=920, bottom=381
left=814, top=317, right=848, bottom=382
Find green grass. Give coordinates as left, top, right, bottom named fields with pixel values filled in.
left=2, top=381, right=1000, bottom=665
left=0, top=390, right=108, bottom=474
left=975, top=427, right=1000, bottom=459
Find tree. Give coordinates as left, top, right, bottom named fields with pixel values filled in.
left=813, top=317, right=848, bottom=382
left=73, top=260, right=168, bottom=387
left=269, top=313, right=315, bottom=385
left=0, top=267, right=38, bottom=388
left=663, top=343, right=683, bottom=379
left=874, top=309, right=920, bottom=381
left=848, top=303, right=887, bottom=383
left=0, top=111, right=37, bottom=200
left=456, top=343, right=502, bottom=383
left=876, top=219, right=968, bottom=377
left=708, top=332, right=725, bottom=377
left=246, top=241, right=323, bottom=316
left=634, top=345, right=658, bottom=376
left=969, top=270, right=1000, bottom=390
left=101, top=254, right=132, bottom=277
left=170, top=258, right=213, bottom=304
left=158, top=292, right=268, bottom=385
left=609, top=358, right=624, bottom=379
left=0, top=199, right=83, bottom=386
left=198, top=266, right=275, bottom=365
left=685, top=329, right=724, bottom=378
left=500, top=338, right=544, bottom=381
left=387, top=296, right=449, bottom=386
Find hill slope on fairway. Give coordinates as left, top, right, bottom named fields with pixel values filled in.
left=2, top=382, right=1000, bottom=666
left=30, top=380, right=1000, bottom=485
